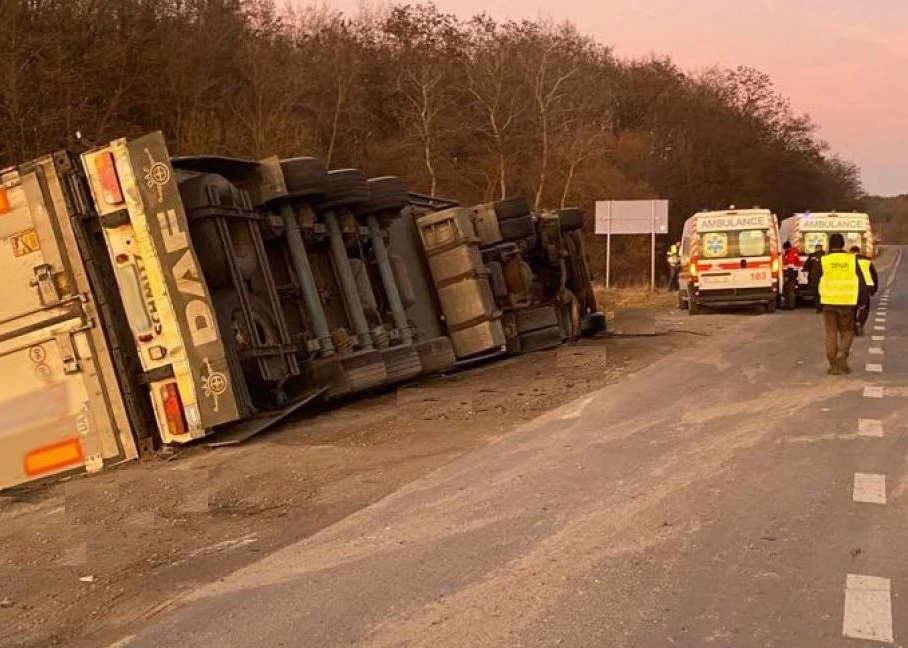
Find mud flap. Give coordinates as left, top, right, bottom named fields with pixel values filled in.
left=205, top=387, right=327, bottom=447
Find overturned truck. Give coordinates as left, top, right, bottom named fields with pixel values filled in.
left=0, top=132, right=602, bottom=491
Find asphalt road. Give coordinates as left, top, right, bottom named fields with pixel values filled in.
left=112, top=248, right=906, bottom=648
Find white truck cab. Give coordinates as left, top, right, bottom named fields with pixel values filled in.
left=679, top=208, right=781, bottom=315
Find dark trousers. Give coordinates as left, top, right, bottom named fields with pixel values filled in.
left=668, top=266, right=680, bottom=291
left=823, top=305, right=856, bottom=366
left=856, top=293, right=871, bottom=328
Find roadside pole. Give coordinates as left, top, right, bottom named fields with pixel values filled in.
left=650, top=200, right=656, bottom=292
left=606, top=201, right=612, bottom=289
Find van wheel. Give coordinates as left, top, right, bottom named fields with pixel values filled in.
left=765, top=299, right=777, bottom=314
left=689, top=300, right=700, bottom=315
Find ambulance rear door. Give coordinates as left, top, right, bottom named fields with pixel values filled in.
left=0, top=157, right=138, bottom=490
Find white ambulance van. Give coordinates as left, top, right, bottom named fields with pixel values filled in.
left=678, top=208, right=781, bottom=315
left=778, top=212, right=874, bottom=303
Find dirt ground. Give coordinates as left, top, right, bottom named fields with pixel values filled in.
left=1, top=293, right=727, bottom=648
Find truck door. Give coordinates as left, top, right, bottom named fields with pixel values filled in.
left=0, top=158, right=138, bottom=490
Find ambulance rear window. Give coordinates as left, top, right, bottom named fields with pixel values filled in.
left=700, top=229, right=768, bottom=258
left=803, top=231, right=862, bottom=252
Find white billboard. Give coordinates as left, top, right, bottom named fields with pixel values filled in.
left=595, top=200, right=669, bottom=235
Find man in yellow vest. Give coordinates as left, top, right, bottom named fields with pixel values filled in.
left=666, top=243, right=682, bottom=290
left=850, top=245, right=878, bottom=336
left=815, top=233, right=866, bottom=375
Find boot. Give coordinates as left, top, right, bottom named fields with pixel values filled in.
left=836, top=355, right=852, bottom=375
left=855, top=323, right=864, bottom=337
left=827, top=362, right=842, bottom=376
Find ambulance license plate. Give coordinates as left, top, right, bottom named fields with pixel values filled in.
left=700, top=273, right=732, bottom=287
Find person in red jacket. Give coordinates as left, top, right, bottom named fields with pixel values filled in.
left=781, top=241, right=801, bottom=309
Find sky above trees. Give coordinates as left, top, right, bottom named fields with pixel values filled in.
left=330, top=0, right=907, bottom=196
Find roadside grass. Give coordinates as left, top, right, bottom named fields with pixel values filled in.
left=594, top=281, right=678, bottom=315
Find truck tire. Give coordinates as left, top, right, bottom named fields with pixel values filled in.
left=518, top=324, right=564, bottom=353
left=557, top=207, right=584, bottom=231
left=313, top=169, right=370, bottom=211
left=499, top=214, right=536, bottom=241
left=689, top=299, right=700, bottom=315
left=515, top=305, right=559, bottom=334
left=765, top=299, right=777, bottom=314
left=281, top=157, right=328, bottom=198
left=493, top=197, right=530, bottom=221
left=356, top=176, right=409, bottom=217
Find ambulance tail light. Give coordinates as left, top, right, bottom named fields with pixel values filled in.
left=160, top=383, right=188, bottom=439
left=689, top=256, right=699, bottom=279
left=94, top=152, right=124, bottom=205
left=0, top=186, right=9, bottom=215
left=771, top=253, right=780, bottom=274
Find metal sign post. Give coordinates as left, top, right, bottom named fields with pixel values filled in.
left=605, top=201, right=612, bottom=288
left=595, top=200, right=669, bottom=292
left=650, top=200, right=656, bottom=292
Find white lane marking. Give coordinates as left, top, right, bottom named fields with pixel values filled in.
left=884, top=248, right=902, bottom=290
left=872, top=336, right=886, bottom=341
left=853, top=473, right=887, bottom=504
left=843, top=574, right=894, bottom=643
left=863, top=386, right=884, bottom=399
left=858, top=418, right=884, bottom=436
left=870, top=347, right=884, bottom=356
left=874, top=326, right=886, bottom=332
left=866, top=364, right=883, bottom=373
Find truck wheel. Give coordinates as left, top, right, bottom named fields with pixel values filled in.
left=281, top=157, right=328, bottom=198
left=765, top=299, right=777, bottom=314
left=313, top=169, right=370, bottom=211
left=493, top=197, right=530, bottom=221
left=557, top=207, right=584, bottom=231
left=689, top=299, right=700, bottom=315
left=517, top=324, right=564, bottom=353
left=515, top=305, right=560, bottom=334
left=499, top=214, right=536, bottom=242
left=355, top=176, right=409, bottom=217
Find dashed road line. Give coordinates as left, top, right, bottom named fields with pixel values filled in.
left=869, top=347, right=884, bottom=356
left=863, top=386, right=884, bottom=399
left=866, top=364, right=883, bottom=373
left=872, top=336, right=886, bottom=341
left=843, top=574, right=894, bottom=643
left=858, top=418, right=884, bottom=436
left=853, top=473, right=887, bottom=504
left=874, top=326, right=886, bottom=332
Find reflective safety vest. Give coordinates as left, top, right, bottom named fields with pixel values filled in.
left=819, top=252, right=859, bottom=306
left=858, top=258, right=875, bottom=287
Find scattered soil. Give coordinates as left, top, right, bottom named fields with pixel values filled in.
left=0, top=295, right=729, bottom=648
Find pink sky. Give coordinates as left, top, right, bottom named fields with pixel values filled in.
left=324, top=0, right=907, bottom=195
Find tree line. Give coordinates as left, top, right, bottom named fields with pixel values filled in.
left=0, top=0, right=865, bottom=282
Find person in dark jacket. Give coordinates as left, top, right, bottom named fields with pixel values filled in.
left=803, top=243, right=825, bottom=312
left=850, top=245, right=879, bottom=336
left=813, top=234, right=866, bottom=374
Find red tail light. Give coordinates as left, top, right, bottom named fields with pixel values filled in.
left=771, top=252, right=780, bottom=274
left=94, top=152, right=124, bottom=205
left=0, top=186, right=9, bottom=215
left=160, top=383, right=188, bottom=438
left=689, top=255, right=699, bottom=279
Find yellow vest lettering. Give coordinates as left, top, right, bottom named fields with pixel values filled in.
left=819, top=253, right=859, bottom=306
left=858, top=258, right=875, bottom=287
